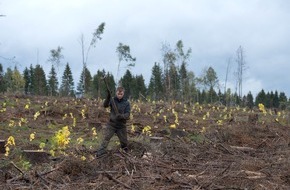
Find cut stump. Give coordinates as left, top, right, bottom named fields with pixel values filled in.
left=0, top=140, right=6, bottom=153
left=22, top=150, right=50, bottom=163
left=170, top=128, right=188, bottom=138
left=150, top=136, right=163, bottom=143
left=88, top=121, right=102, bottom=130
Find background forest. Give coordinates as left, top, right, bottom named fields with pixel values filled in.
left=0, top=23, right=289, bottom=109
left=0, top=44, right=289, bottom=111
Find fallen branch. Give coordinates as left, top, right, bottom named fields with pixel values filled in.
left=39, top=167, right=61, bottom=176
left=95, top=170, right=118, bottom=174
left=242, top=170, right=266, bottom=179
left=35, top=171, right=51, bottom=186
left=6, top=174, right=30, bottom=184
left=230, top=145, right=255, bottom=151
left=10, top=161, right=24, bottom=174
left=104, top=171, right=131, bottom=189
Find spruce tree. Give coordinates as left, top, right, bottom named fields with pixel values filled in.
left=29, top=64, right=35, bottom=94
left=92, top=70, right=107, bottom=98
left=134, top=74, right=147, bottom=100
left=273, top=90, right=279, bottom=108
left=179, top=63, right=189, bottom=101
left=279, top=92, right=288, bottom=110
left=23, top=67, right=30, bottom=94
left=246, top=91, right=254, bottom=109
left=255, top=89, right=266, bottom=106
left=279, top=92, right=287, bottom=103
left=33, top=64, right=48, bottom=96
left=120, top=69, right=133, bottom=99
left=148, top=63, right=163, bottom=101
left=60, top=63, right=74, bottom=97
left=0, top=63, right=6, bottom=93
left=101, top=72, right=116, bottom=97
left=77, top=66, right=92, bottom=97
left=47, top=65, right=58, bottom=96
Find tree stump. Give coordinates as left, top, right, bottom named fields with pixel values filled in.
left=248, top=113, right=259, bottom=124
left=22, top=150, right=50, bottom=164
left=170, top=128, right=188, bottom=138
left=0, top=140, right=6, bottom=153
left=150, top=136, right=163, bottom=143
left=235, top=115, right=249, bottom=123
left=88, top=121, right=102, bottom=131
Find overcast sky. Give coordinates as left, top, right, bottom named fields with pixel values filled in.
left=1, top=0, right=290, bottom=97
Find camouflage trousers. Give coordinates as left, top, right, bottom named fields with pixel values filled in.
left=99, top=124, right=128, bottom=150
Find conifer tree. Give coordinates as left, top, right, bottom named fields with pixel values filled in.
left=179, top=63, right=189, bottom=101
left=265, top=91, right=273, bottom=108
left=120, top=69, right=133, bottom=99
left=148, top=62, right=164, bottom=100
left=255, top=89, right=266, bottom=106
left=134, top=74, right=147, bottom=100
left=0, top=63, right=6, bottom=93
left=77, top=66, right=92, bottom=97
left=279, top=92, right=288, bottom=110
left=47, top=65, right=58, bottom=96
left=29, top=64, right=35, bottom=94
left=200, top=89, right=207, bottom=104
left=279, top=92, right=287, bottom=103
left=246, top=91, right=254, bottom=109
left=33, top=64, right=48, bottom=95
left=23, top=67, right=30, bottom=94
left=92, top=69, right=108, bottom=98
left=60, top=63, right=74, bottom=97
left=273, top=90, right=279, bottom=108
left=102, top=72, right=116, bottom=97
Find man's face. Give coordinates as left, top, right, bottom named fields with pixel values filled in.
left=116, top=89, right=124, bottom=100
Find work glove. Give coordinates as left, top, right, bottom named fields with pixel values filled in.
left=116, top=114, right=124, bottom=120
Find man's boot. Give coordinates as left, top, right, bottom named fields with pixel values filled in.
left=95, top=148, right=106, bottom=157
left=122, top=146, right=128, bottom=153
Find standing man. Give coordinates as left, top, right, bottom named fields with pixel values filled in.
left=96, top=86, right=131, bottom=157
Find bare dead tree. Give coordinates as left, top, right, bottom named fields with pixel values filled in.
left=224, top=57, right=232, bottom=105
left=235, top=46, right=246, bottom=98
left=79, top=22, right=105, bottom=95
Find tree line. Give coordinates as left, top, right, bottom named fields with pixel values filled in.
left=0, top=21, right=289, bottom=109
left=0, top=59, right=289, bottom=110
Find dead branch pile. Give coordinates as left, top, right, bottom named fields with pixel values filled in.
left=1, top=123, right=290, bottom=190
left=1, top=96, right=290, bottom=189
